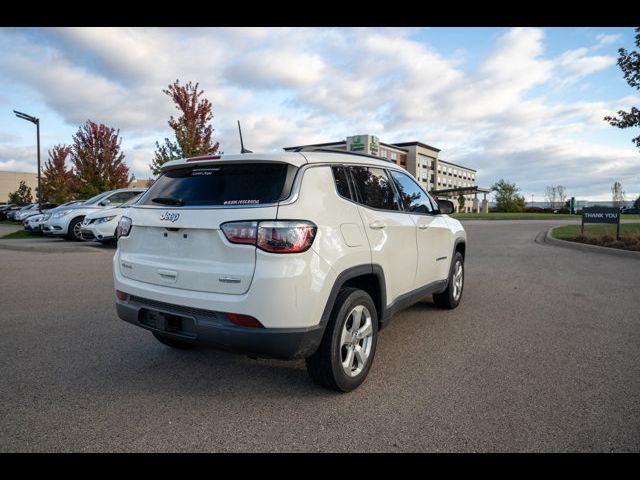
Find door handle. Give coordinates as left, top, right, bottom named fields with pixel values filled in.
left=369, top=221, right=386, bottom=230
left=418, top=224, right=429, bottom=230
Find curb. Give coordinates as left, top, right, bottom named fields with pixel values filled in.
left=0, top=240, right=109, bottom=254
left=543, top=227, right=640, bottom=259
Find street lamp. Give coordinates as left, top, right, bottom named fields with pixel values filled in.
left=13, top=110, right=41, bottom=211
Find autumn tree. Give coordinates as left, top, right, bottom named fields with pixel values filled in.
left=70, top=120, right=131, bottom=198
left=41, top=144, right=75, bottom=204
left=150, top=80, right=220, bottom=175
left=604, top=27, right=640, bottom=150
left=8, top=180, right=33, bottom=205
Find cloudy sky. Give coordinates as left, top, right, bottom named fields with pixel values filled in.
left=1, top=27, right=639, bottom=201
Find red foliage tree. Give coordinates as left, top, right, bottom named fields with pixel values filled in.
left=41, top=144, right=75, bottom=204
left=151, top=80, right=220, bottom=175
left=70, top=120, right=131, bottom=198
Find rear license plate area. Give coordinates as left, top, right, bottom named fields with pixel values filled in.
left=140, top=309, right=197, bottom=338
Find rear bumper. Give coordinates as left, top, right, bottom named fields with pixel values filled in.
left=116, top=296, right=324, bottom=359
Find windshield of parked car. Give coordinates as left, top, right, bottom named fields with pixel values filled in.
left=118, top=193, right=143, bottom=208
left=83, top=191, right=112, bottom=205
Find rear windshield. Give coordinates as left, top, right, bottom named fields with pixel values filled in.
left=140, top=163, right=297, bottom=207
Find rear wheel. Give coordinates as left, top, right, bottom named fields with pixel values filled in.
left=433, top=251, right=464, bottom=309
left=152, top=331, right=197, bottom=350
left=306, top=287, right=378, bottom=392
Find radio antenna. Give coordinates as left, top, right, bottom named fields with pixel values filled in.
left=237, top=120, right=253, bottom=153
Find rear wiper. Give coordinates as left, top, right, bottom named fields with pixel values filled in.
left=151, top=197, right=185, bottom=206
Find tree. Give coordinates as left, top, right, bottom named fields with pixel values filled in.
left=556, top=185, right=567, bottom=208
left=634, top=194, right=640, bottom=209
left=8, top=180, right=33, bottom=205
left=41, top=144, right=74, bottom=204
left=150, top=80, right=220, bottom=175
left=545, top=185, right=557, bottom=209
left=545, top=185, right=567, bottom=209
left=70, top=120, right=132, bottom=198
left=612, top=181, right=626, bottom=208
left=604, top=28, right=640, bottom=150
left=457, top=194, right=466, bottom=212
left=491, top=179, right=526, bottom=212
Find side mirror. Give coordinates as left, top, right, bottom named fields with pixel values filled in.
left=99, top=199, right=111, bottom=207
left=437, top=199, right=454, bottom=214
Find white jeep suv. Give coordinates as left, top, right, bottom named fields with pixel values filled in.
left=113, top=151, right=466, bottom=391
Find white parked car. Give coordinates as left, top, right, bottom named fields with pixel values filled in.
left=42, top=189, right=146, bottom=241
left=80, top=193, right=143, bottom=243
left=113, top=151, right=466, bottom=391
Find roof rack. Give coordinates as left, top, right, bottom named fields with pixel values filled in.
left=293, top=147, right=393, bottom=162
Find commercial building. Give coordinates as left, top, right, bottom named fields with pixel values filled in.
left=0, top=171, right=38, bottom=203
left=285, top=134, right=488, bottom=212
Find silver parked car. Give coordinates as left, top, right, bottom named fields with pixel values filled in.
left=42, top=189, right=145, bottom=241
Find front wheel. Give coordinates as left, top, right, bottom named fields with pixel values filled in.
left=433, top=251, right=464, bottom=309
left=306, top=287, right=378, bottom=392
left=66, top=217, right=84, bottom=241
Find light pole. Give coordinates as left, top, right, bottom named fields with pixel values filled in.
left=13, top=110, right=41, bottom=211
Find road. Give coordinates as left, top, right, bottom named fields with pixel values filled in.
left=1, top=220, right=638, bottom=452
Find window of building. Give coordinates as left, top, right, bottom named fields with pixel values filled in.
left=380, top=149, right=387, bottom=159
left=390, top=152, right=398, bottom=161
left=348, top=166, right=399, bottom=211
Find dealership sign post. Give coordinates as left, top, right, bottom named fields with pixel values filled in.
left=581, top=207, right=621, bottom=239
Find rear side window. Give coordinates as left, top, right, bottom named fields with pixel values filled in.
left=348, top=166, right=399, bottom=211
left=390, top=171, right=433, bottom=214
left=140, top=163, right=297, bottom=207
left=331, top=166, right=352, bottom=200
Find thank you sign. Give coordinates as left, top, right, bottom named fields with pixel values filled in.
left=581, top=207, right=621, bottom=238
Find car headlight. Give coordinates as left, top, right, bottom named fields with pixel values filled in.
left=52, top=210, right=72, bottom=219
left=94, top=215, right=116, bottom=224
left=116, top=216, right=132, bottom=239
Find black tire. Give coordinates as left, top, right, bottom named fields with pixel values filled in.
left=433, top=251, right=464, bottom=309
left=152, top=331, right=197, bottom=350
left=306, top=287, right=378, bottom=392
left=66, top=217, right=84, bottom=241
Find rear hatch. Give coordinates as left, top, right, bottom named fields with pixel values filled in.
left=118, top=160, right=299, bottom=295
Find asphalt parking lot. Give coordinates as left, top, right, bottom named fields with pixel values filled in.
left=1, top=220, right=638, bottom=452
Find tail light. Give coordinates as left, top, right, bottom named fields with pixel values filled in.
left=220, top=221, right=258, bottom=244
left=117, top=216, right=132, bottom=238
left=221, top=220, right=316, bottom=253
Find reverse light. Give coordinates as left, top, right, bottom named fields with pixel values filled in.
left=221, top=220, right=317, bottom=253
left=227, top=313, right=264, bottom=328
left=116, top=216, right=132, bottom=239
